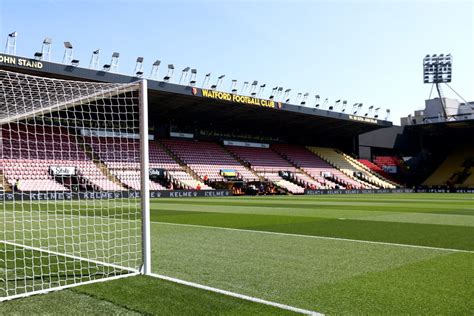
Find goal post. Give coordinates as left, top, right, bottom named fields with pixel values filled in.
left=139, top=79, right=151, bottom=276
left=0, top=69, right=151, bottom=301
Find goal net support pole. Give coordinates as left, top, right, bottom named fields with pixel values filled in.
left=139, top=79, right=151, bottom=275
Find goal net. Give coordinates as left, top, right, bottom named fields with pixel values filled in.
left=0, top=69, right=150, bottom=301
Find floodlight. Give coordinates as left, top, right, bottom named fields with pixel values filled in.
left=149, top=60, right=161, bottom=78
left=282, top=89, right=291, bottom=102
left=189, top=69, right=198, bottom=86
left=231, top=80, right=238, bottom=93
left=179, top=66, right=191, bottom=84
left=163, top=64, right=175, bottom=82
left=211, top=75, right=225, bottom=90
left=269, top=86, right=278, bottom=99
left=295, top=93, right=302, bottom=104
left=103, top=52, right=120, bottom=72
left=423, top=53, right=452, bottom=84
left=35, top=37, right=52, bottom=61
left=202, top=73, right=211, bottom=88
left=134, top=57, right=145, bottom=77
left=314, top=95, right=321, bottom=108
left=300, top=92, right=309, bottom=105
left=5, top=31, right=17, bottom=55
left=62, top=41, right=78, bottom=65
left=89, top=49, right=100, bottom=69
left=241, top=81, right=249, bottom=94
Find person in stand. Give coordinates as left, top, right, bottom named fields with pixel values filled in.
left=196, top=183, right=201, bottom=190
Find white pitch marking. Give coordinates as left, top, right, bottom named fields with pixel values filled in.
left=0, top=240, right=138, bottom=273
left=149, top=273, right=323, bottom=316
left=151, top=221, right=474, bottom=254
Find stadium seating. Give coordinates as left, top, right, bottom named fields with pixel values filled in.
left=358, top=159, right=401, bottom=185
left=114, top=170, right=167, bottom=190
left=227, top=145, right=308, bottom=192
left=374, top=156, right=401, bottom=168
left=307, top=147, right=395, bottom=189
left=166, top=170, right=213, bottom=190
left=273, top=144, right=361, bottom=189
left=227, top=145, right=296, bottom=173
left=2, top=124, right=124, bottom=191
left=260, top=172, right=305, bottom=194
left=160, top=139, right=259, bottom=182
left=86, top=137, right=177, bottom=190
left=423, top=146, right=474, bottom=187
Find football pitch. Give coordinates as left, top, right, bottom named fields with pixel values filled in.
left=1, top=193, right=473, bottom=314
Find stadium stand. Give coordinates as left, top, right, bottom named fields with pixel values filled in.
left=226, top=145, right=306, bottom=193
left=422, top=146, right=474, bottom=187
left=160, top=139, right=259, bottom=182
left=260, top=172, right=305, bottom=194
left=358, top=159, right=402, bottom=185
left=85, top=136, right=181, bottom=190
left=374, top=156, right=402, bottom=168
left=307, top=147, right=396, bottom=189
left=166, top=170, right=213, bottom=190
left=2, top=124, right=124, bottom=191
left=272, top=144, right=351, bottom=189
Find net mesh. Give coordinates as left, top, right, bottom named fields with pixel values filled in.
left=0, top=70, right=144, bottom=300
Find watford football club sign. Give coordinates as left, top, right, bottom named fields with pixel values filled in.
left=193, top=87, right=281, bottom=109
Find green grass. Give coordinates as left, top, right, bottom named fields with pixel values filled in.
left=1, top=193, right=473, bottom=314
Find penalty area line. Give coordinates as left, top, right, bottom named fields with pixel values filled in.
left=149, top=273, right=322, bottom=316
left=152, top=221, right=474, bottom=254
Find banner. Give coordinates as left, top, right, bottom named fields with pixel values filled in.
left=220, top=169, right=237, bottom=177
left=149, top=168, right=166, bottom=177
left=195, top=88, right=280, bottom=109
left=305, top=189, right=415, bottom=195
left=223, top=140, right=269, bottom=148
left=170, top=132, right=194, bottom=139
left=81, top=128, right=154, bottom=140
left=49, top=166, right=76, bottom=176
left=0, top=190, right=232, bottom=201
left=382, top=166, right=398, bottom=174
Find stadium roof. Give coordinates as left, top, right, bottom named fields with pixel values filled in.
left=403, top=118, right=474, bottom=136
left=0, top=53, right=392, bottom=146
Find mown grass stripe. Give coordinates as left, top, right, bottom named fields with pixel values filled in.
left=152, top=221, right=474, bottom=254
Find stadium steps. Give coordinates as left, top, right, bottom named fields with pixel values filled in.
left=358, top=159, right=403, bottom=186
left=270, top=147, right=326, bottom=187
left=155, top=140, right=210, bottom=187
left=307, top=147, right=379, bottom=189
left=220, top=145, right=263, bottom=182
left=0, top=170, right=12, bottom=191
left=341, top=152, right=398, bottom=187
left=335, top=150, right=397, bottom=188
left=75, top=135, right=126, bottom=189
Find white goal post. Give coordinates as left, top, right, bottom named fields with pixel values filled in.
left=0, top=69, right=150, bottom=301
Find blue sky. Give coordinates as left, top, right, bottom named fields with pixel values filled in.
left=1, top=0, right=473, bottom=124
